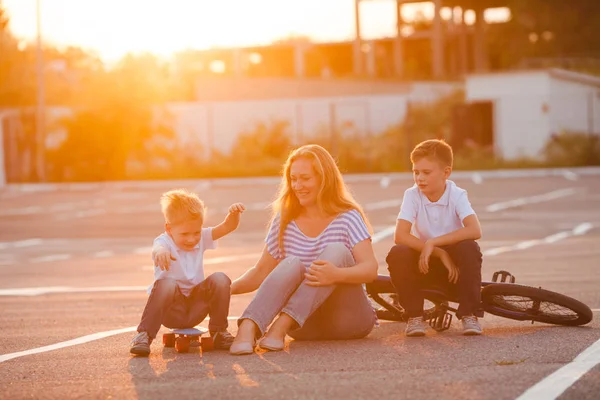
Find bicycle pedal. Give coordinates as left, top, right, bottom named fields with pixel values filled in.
left=492, top=270, right=516, bottom=283
left=428, top=311, right=453, bottom=332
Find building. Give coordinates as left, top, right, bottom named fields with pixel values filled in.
left=463, top=68, right=600, bottom=160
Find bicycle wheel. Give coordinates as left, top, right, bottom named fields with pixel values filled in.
left=481, top=283, right=593, bottom=326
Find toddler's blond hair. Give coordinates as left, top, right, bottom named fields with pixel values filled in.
left=160, top=189, right=205, bottom=225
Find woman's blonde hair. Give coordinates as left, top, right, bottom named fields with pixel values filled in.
left=270, top=144, right=372, bottom=254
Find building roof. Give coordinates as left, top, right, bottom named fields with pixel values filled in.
left=548, top=68, right=600, bottom=88
left=466, top=68, right=600, bottom=88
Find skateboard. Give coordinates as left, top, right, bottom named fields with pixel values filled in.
left=162, top=327, right=214, bottom=353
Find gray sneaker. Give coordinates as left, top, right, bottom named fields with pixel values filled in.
left=130, top=331, right=151, bottom=356
left=211, top=330, right=236, bottom=350
left=461, top=316, right=483, bottom=336
left=405, top=317, right=427, bottom=337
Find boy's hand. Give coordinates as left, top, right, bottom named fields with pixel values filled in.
left=155, top=250, right=176, bottom=271
left=419, top=241, right=435, bottom=274
left=228, top=203, right=246, bottom=214
left=305, top=260, right=340, bottom=286
left=439, top=252, right=459, bottom=284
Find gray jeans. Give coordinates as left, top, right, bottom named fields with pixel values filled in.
left=238, top=243, right=376, bottom=340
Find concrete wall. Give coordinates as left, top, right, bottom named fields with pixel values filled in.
left=168, top=95, right=408, bottom=157
left=171, top=81, right=461, bottom=157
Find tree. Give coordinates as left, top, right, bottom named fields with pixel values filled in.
left=49, top=53, right=175, bottom=181
left=488, top=0, right=600, bottom=74
left=219, top=119, right=293, bottom=176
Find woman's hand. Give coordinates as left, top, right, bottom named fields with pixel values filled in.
left=305, top=260, right=341, bottom=286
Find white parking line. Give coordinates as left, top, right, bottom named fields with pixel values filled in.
left=133, top=246, right=153, bottom=255
left=50, top=200, right=106, bottom=212
left=115, top=204, right=156, bottom=214
left=0, top=326, right=137, bottom=364
left=14, top=239, right=44, bottom=248
left=0, top=239, right=43, bottom=250
left=241, top=202, right=271, bottom=212
left=56, top=208, right=107, bottom=220
left=29, top=254, right=72, bottom=264
left=485, top=188, right=578, bottom=212
left=0, top=286, right=148, bottom=296
left=516, top=338, right=600, bottom=400
left=1, top=200, right=107, bottom=218
left=365, top=200, right=401, bottom=211
left=0, top=316, right=241, bottom=364
left=0, top=206, right=43, bottom=216
left=481, top=223, right=593, bottom=257
left=379, top=176, right=391, bottom=188
left=371, top=226, right=396, bottom=243
left=562, top=170, right=579, bottom=181
left=93, top=251, right=114, bottom=258
left=205, top=253, right=262, bottom=265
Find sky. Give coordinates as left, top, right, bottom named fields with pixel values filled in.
left=3, top=0, right=510, bottom=62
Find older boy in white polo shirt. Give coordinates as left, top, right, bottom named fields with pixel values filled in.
left=130, top=189, right=245, bottom=356
left=386, top=139, right=483, bottom=337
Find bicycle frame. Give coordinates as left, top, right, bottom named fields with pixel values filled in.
left=367, top=276, right=512, bottom=321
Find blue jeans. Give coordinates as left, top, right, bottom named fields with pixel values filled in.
left=238, top=243, right=376, bottom=340
left=137, top=272, right=231, bottom=339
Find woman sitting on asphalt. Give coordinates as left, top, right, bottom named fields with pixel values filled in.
left=229, top=144, right=378, bottom=355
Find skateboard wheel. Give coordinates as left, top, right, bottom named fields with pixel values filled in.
left=163, top=333, right=176, bottom=347
left=201, top=336, right=214, bottom=351
left=175, top=337, right=190, bottom=353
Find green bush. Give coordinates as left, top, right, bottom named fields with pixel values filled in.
left=542, top=131, right=600, bottom=166
left=47, top=89, right=600, bottom=182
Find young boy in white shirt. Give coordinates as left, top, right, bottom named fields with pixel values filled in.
left=130, top=189, right=245, bottom=356
left=386, top=139, right=483, bottom=337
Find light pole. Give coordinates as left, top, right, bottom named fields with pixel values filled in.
left=35, top=0, right=45, bottom=181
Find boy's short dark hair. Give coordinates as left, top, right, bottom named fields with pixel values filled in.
left=410, top=139, right=453, bottom=167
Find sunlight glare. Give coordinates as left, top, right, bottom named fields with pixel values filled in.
left=209, top=60, right=226, bottom=74
left=248, top=52, right=262, bottom=65
left=3, top=0, right=511, bottom=62
left=440, top=7, right=453, bottom=21
left=485, top=7, right=511, bottom=24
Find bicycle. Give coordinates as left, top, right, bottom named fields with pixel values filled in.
left=366, top=270, right=593, bottom=331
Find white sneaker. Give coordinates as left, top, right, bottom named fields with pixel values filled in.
left=405, top=317, right=427, bottom=337
left=461, top=315, right=483, bottom=335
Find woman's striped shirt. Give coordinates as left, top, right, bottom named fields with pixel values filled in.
left=265, top=209, right=371, bottom=266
